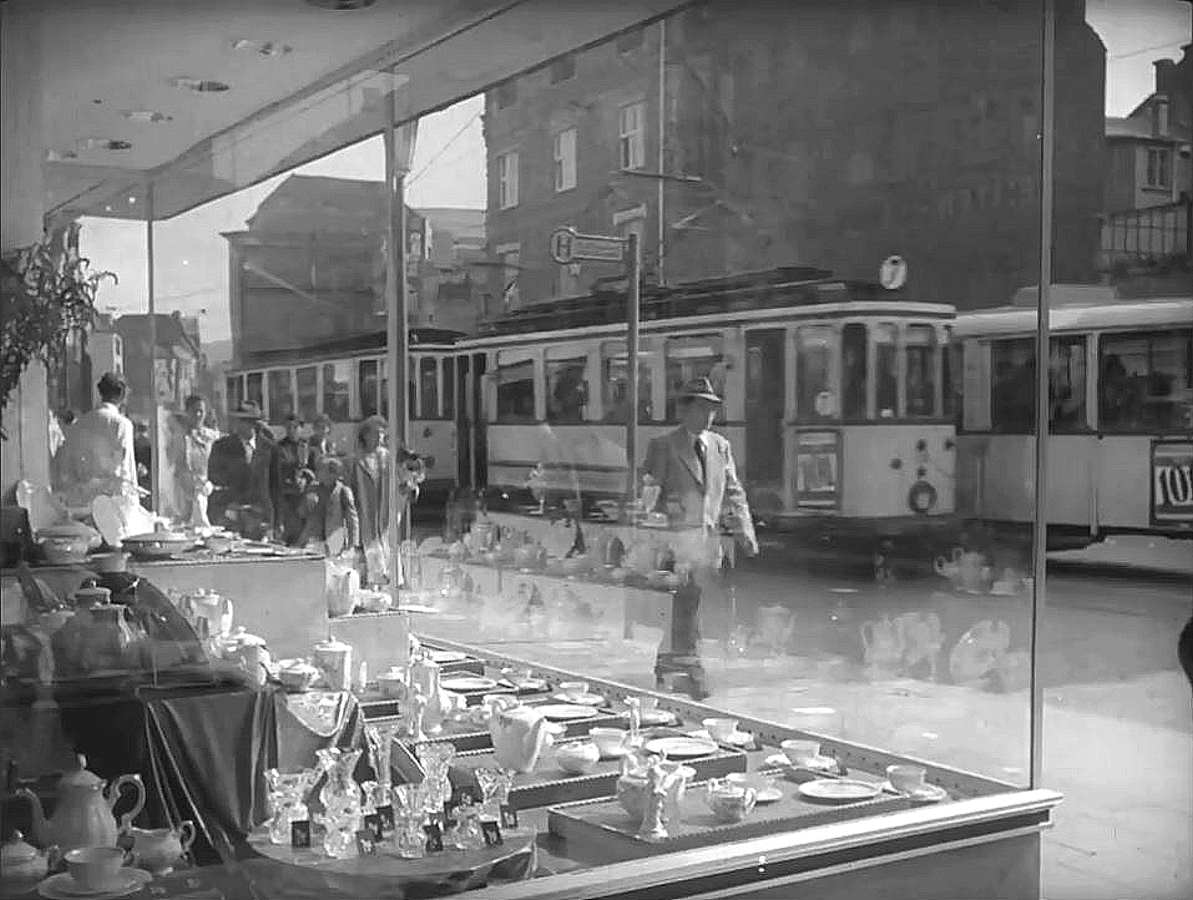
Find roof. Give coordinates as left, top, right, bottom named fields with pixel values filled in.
left=956, top=296, right=1193, bottom=338
left=116, top=313, right=202, bottom=355
left=246, top=175, right=422, bottom=235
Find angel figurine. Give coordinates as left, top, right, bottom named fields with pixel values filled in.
left=526, top=463, right=548, bottom=514
left=637, top=761, right=671, bottom=841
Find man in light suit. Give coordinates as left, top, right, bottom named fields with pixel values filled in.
left=643, top=377, right=758, bottom=699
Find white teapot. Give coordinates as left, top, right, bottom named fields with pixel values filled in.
left=489, top=703, right=564, bottom=773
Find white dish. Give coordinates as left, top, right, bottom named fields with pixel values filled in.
left=798, top=779, right=881, bottom=802
left=638, top=709, right=676, bottom=726
left=721, top=730, right=754, bottom=747
left=881, top=781, right=949, bottom=803
left=643, top=737, right=719, bottom=759
left=551, top=692, right=605, bottom=707
left=535, top=704, right=599, bottom=721
left=38, top=869, right=151, bottom=900
left=428, top=650, right=468, bottom=664
left=754, top=786, right=783, bottom=804
left=441, top=675, right=498, bottom=692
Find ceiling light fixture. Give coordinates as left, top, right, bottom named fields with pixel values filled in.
left=122, top=109, right=173, bottom=123
left=231, top=39, right=293, bottom=57
left=305, top=0, right=377, bottom=10
left=169, top=77, right=231, bottom=93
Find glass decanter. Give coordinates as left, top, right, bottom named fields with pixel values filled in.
left=265, top=768, right=318, bottom=846
left=474, top=767, right=513, bottom=821
left=391, top=784, right=426, bottom=859
left=447, top=797, right=485, bottom=851
left=416, top=743, right=455, bottom=813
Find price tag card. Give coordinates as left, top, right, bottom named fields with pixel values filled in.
left=290, top=820, right=311, bottom=849
left=500, top=804, right=518, bottom=829
left=377, top=804, right=395, bottom=833
left=423, top=822, right=444, bottom=853
left=481, top=817, right=503, bottom=847
left=355, top=829, right=378, bottom=856
left=363, top=812, right=383, bottom=842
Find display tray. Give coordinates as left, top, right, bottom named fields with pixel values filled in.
left=406, top=705, right=631, bottom=754
left=447, top=736, right=747, bottom=811
left=547, top=777, right=910, bottom=861
left=443, top=681, right=519, bottom=707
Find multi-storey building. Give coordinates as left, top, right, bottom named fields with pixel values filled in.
left=223, top=175, right=486, bottom=370
left=482, top=0, right=1106, bottom=310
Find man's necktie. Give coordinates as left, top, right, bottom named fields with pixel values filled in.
left=694, top=437, right=707, bottom=487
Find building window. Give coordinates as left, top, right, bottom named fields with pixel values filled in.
left=553, top=128, right=577, bottom=192
left=549, top=54, right=575, bottom=84
left=619, top=101, right=645, bottom=170
left=616, top=27, right=644, bottom=53
left=497, top=245, right=520, bottom=309
left=1146, top=148, right=1172, bottom=189
left=495, top=80, right=517, bottom=109
left=498, top=151, right=519, bottom=208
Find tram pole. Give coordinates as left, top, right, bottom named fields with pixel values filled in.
left=626, top=232, right=641, bottom=499
left=1029, top=0, right=1055, bottom=792
left=385, top=75, right=412, bottom=619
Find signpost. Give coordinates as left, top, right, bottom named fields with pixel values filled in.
left=549, top=227, right=639, bottom=496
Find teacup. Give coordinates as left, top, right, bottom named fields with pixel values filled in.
left=886, top=764, right=927, bottom=794
left=780, top=739, right=821, bottom=766
left=64, top=847, right=126, bottom=892
left=559, top=681, right=589, bottom=701
left=589, top=727, right=629, bottom=759
left=726, top=772, right=777, bottom=797
left=705, top=780, right=757, bottom=824
left=703, top=717, right=738, bottom=742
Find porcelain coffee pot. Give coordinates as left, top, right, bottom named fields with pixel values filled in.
left=489, top=704, right=564, bottom=773
left=18, top=755, right=145, bottom=853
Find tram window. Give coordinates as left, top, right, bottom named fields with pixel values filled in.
left=246, top=372, right=264, bottom=411
left=842, top=324, right=867, bottom=419
left=442, top=357, right=456, bottom=420
left=546, top=356, right=588, bottom=423
left=322, top=363, right=350, bottom=422
left=226, top=376, right=244, bottom=410
left=359, top=359, right=382, bottom=417
left=267, top=371, right=295, bottom=424
left=1099, top=329, right=1192, bottom=433
left=496, top=360, right=536, bottom=421
left=665, top=334, right=723, bottom=421
left=420, top=358, right=438, bottom=419
left=1049, top=336, right=1086, bottom=431
left=873, top=324, right=898, bottom=418
left=296, top=367, right=318, bottom=422
left=796, top=326, right=834, bottom=420
left=905, top=325, right=937, bottom=417
left=990, top=339, right=1035, bottom=433
left=602, top=341, right=654, bottom=423
left=943, top=332, right=960, bottom=420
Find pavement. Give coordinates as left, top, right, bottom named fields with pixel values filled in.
left=1048, top=535, right=1193, bottom=578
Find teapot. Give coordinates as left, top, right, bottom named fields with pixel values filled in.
left=126, top=821, right=194, bottom=876
left=489, top=703, right=564, bottom=773
left=0, top=831, right=57, bottom=887
left=17, top=755, right=145, bottom=853
left=220, top=627, right=271, bottom=687
left=933, top=547, right=963, bottom=583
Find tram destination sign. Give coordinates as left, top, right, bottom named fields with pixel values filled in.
left=550, top=227, right=626, bottom=264
left=1151, top=440, right=1193, bottom=527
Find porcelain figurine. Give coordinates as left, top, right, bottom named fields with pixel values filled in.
left=408, top=650, right=453, bottom=734
left=18, top=755, right=145, bottom=853
left=860, top=615, right=904, bottom=675
left=617, top=753, right=693, bottom=827
left=489, top=703, right=563, bottom=773
left=637, top=763, right=670, bottom=841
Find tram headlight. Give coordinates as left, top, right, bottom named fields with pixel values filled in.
left=908, top=480, right=938, bottom=515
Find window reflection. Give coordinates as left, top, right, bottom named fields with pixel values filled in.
left=321, top=362, right=349, bottom=422
left=873, top=324, right=897, bottom=419
left=797, top=326, right=834, bottom=420
left=905, top=325, right=937, bottom=418
left=842, top=323, right=867, bottom=419
left=546, top=355, right=587, bottom=423
left=496, top=351, right=536, bottom=421
left=602, top=340, right=654, bottom=424
left=266, top=370, right=294, bottom=423
left=1100, top=330, right=1193, bottom=433
left=296, top=366, right=318, bottom=422
left=666, top=334, right=723, bottom=420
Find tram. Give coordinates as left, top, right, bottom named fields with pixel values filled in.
left=224, top=327, right=464, bottom=500
left=954, top=285, right=1193, bottom=548
left=456, top=266, right=959, bottom=561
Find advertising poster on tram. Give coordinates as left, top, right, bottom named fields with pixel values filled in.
left=794, top=430, right=840, bottom=510
left=1151, top=440, right=1193, bottom=527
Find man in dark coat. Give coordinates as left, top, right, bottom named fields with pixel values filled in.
left=208, top=402, right=274, bottom=539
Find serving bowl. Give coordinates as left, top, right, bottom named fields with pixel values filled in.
left=122, top=530, right=195, bottom=560
left=38, top=535, right=90, bottom=565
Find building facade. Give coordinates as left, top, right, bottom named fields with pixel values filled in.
left=224, top=176, right=486, bottom=369
left=482, top=0, right=1106, bottom=311
left=116, top=312, right=204, bottom=426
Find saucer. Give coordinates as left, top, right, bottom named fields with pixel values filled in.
left=552, top=692, right=605, bottom=706
left=39, top=869, right=151, bottom=900
left=881, top=781, right=949, bottom=803
left=798, top=779, right=881, bottom=802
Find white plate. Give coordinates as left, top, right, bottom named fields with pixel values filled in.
left=881, top=781, right=949, bottom=803
left=754, top=786, right=784, bottom=804
left=643, top=737, right=719, bottom=759
left=551, top=692, right=605, bottom=707
left=39, top=870, right=151, bottom=900
left=798, top=779, right=881, bottom=802
left=428, top=650, right=469, bottom=664
left=441, top=675, right=498, bottom=692
left=535, top=704, right=599, bottom=721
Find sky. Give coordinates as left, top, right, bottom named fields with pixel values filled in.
left=81, top=1, right=1191, bottom=347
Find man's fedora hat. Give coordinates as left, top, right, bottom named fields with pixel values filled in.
left=678, top=377, right=722, bottom=404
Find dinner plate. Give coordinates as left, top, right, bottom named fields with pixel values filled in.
left=535, top=704, right=599, bottom=721
left=38, top=869, right=151, bottom=900
left=643, top=737, right=719, bottom=759
left=440, top=675, right=498, bottom=692
left=428, top=650, right=469, bottom=664
left=797, top=779, right=881, bottom=802
left=881, top=781, right=949, bottom=803
left=551, top=692, right=605, bottom=707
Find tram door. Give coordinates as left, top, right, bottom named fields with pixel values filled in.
left=456, top=352, right=488, bottom=489
left=745, top=330, right=786, bottom=505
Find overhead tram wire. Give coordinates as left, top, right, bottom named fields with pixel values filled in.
left=405, top=109, right=483, bottom=189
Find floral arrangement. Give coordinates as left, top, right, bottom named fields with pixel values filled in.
left=1, top=224, right=116, bottom=436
